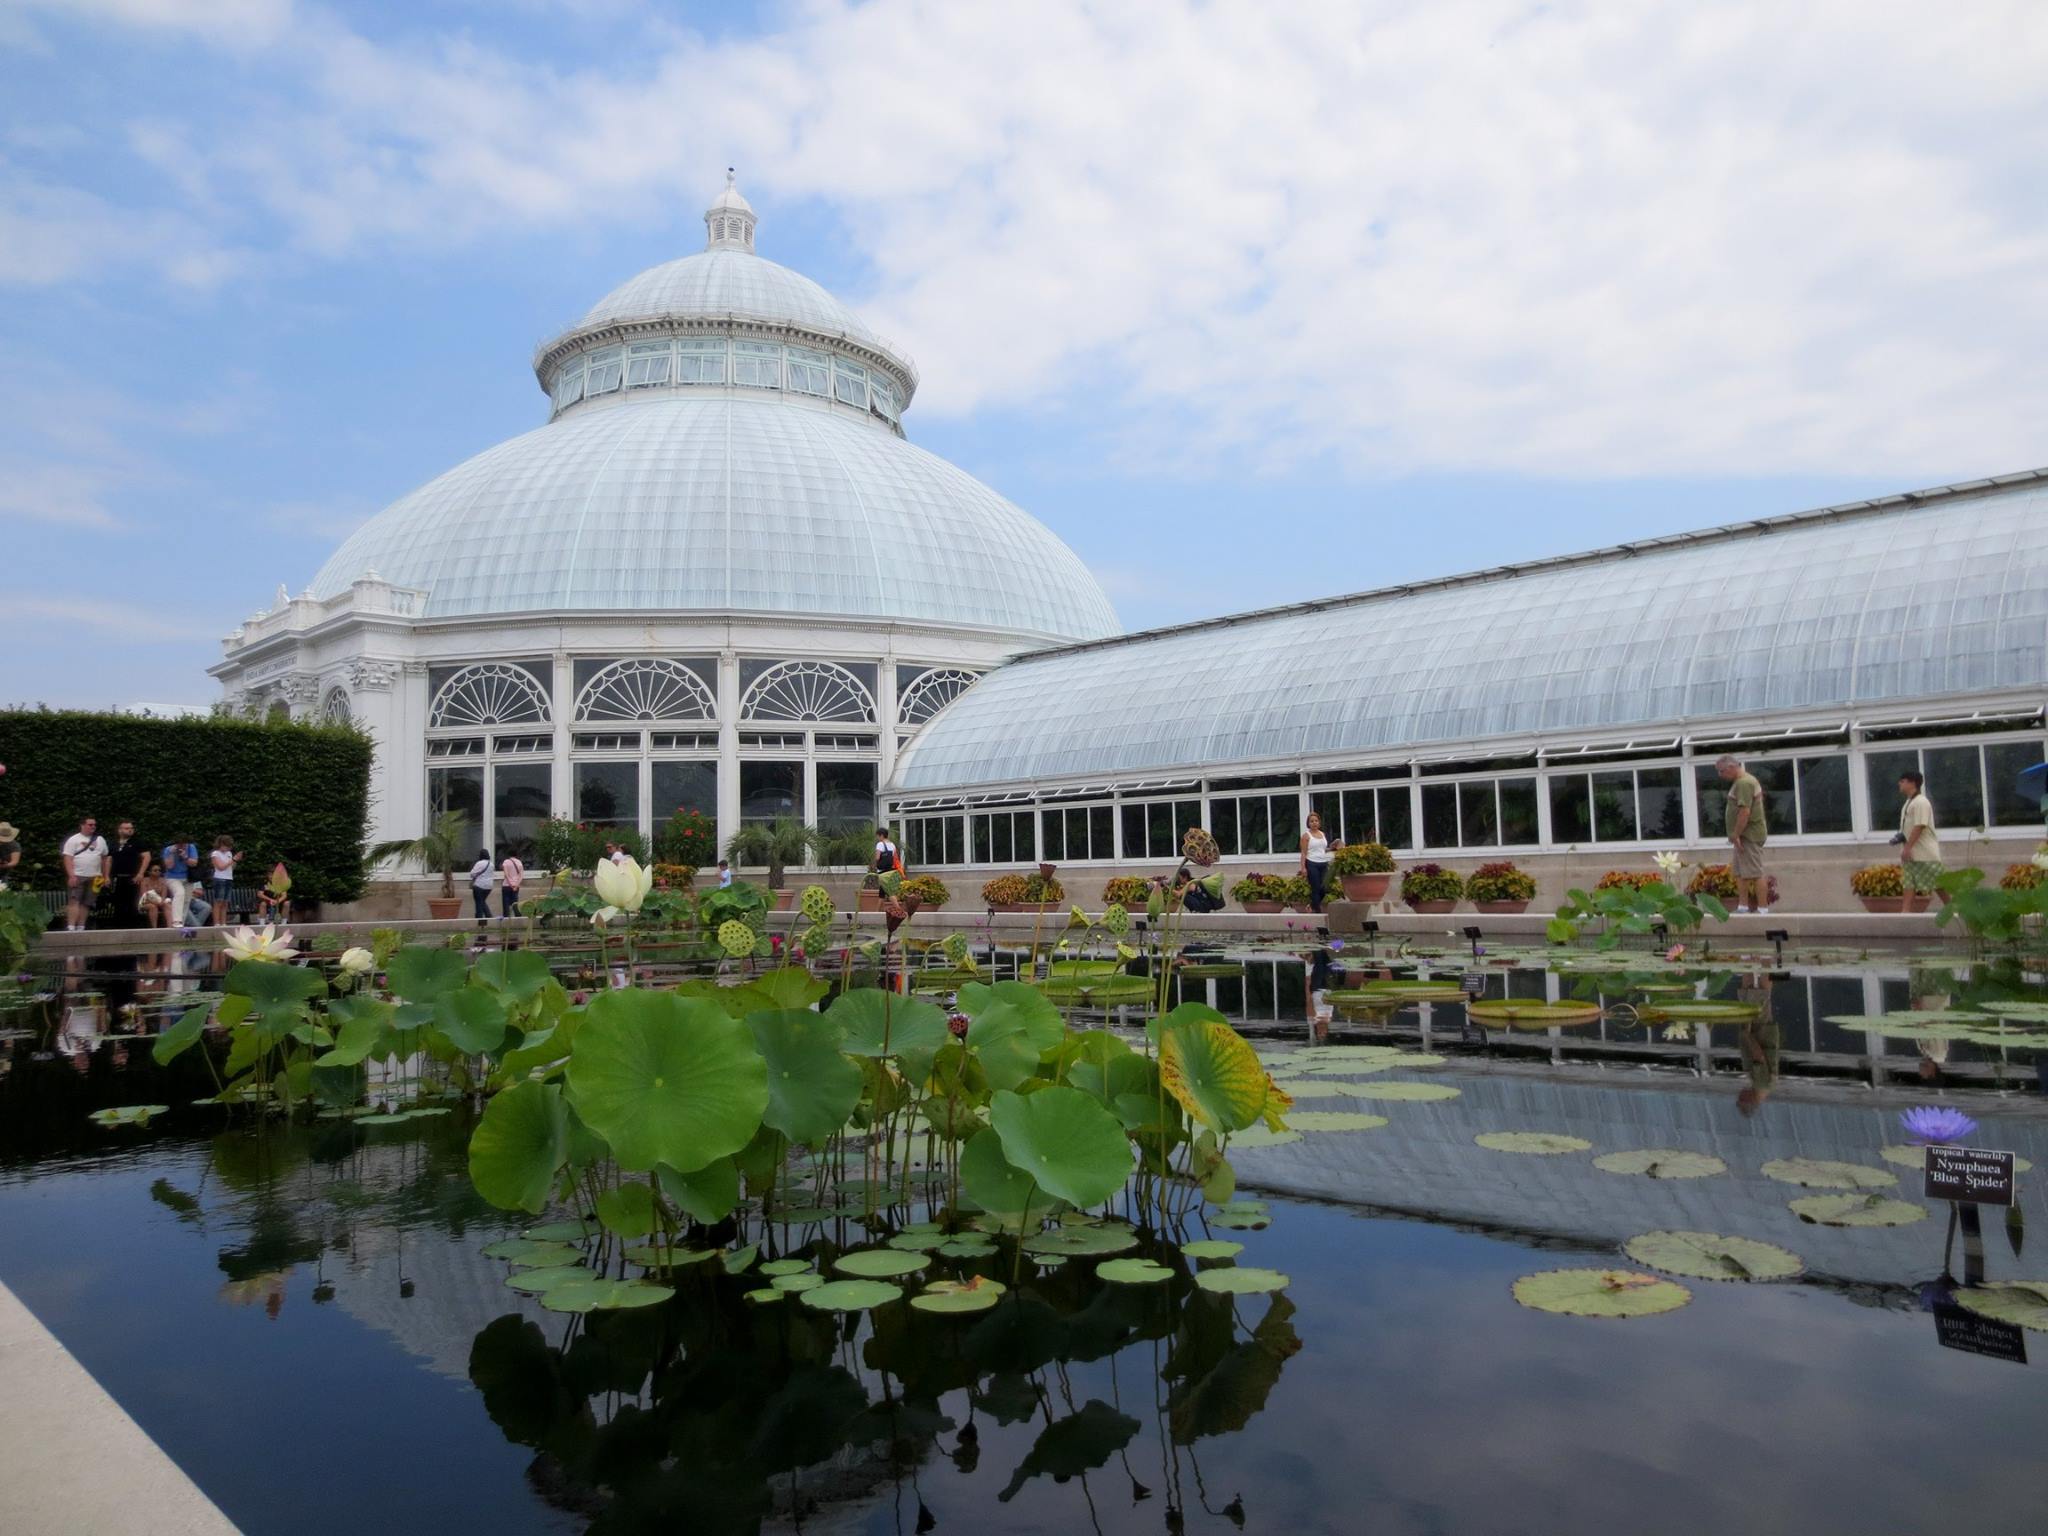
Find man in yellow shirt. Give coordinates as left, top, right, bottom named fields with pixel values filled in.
left=1897, top=770, right=1942, bottom=903
left=1716, top=755, right=1770, bottom=914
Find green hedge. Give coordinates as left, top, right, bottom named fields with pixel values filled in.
left=0, top=709, right=373, bottom=904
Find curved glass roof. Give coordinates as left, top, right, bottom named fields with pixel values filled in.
left=892, top=474, right=2048, bottom=791
left=311, top=395, right=1119, bottom=640
left=578, top=249, right=887, bottom=352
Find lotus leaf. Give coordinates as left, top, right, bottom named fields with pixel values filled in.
left=911, top=1278, right=1007, bottom=1314
left=1097, top=1258, right=1175, bottom=1285
left=1222, top=1126, right=1302, bottom=1151
left=1265, top=1079, right=1351, bottom=1099
left=827, top=988, right=951, bottom=1058
left=745, top=1288, right=785, bottom=1304
left=1023, top=1225, right=1139, bottom=1257
left=960, top=1127, right=1042, bottom=1217
left=312, top=998, right=391, bottom=1068
left=1790, top=1194, right=1927, bottom=1227
left=565, top=989, right=767, bottom=1174
left=472, top=949, right=552, bottom=999
left=602, top=1283, right=675, bottom=1310
left=834, top=1249, right=928, bottom=1278
left=1879, top=1144, right=2033, bottom=1173
left=469, top=1080, right=570, bottom=1213
left=746, top=966, right=833, bottom=1011
left=770, top=1272, right=824, bottom=1292
left=988, top=1086, right=1134, bottom=1209
left=504, top=1264, right=590, bottom=1294
left=1160, top=1018, right=1270, bottom=1134
left=1208, top=1211, right=1271, bottom=1230
left=385, top=945, right=467, bottom=1001
left=1341, top=1081, right=1461, bottom=1102
left=151, top=1002, right=212, bottom=1066
left=799, top=1279, right=903, bottom=1312
left=747, top=1010, right=861, bottom=1145
left=1623, top=1230, right=1804, bottom=1282
left=87, top=1104, right=167, bottom=1129
left=482, top=1238, right=581, bottom=1266
left=1285, top=1111, right=1390, bottom=1132
left=656, top=1156, right=741, bottom=1224
left=1512, top=1268, right=1690, bottom=1317
left=1593, top=1149, right=1727, bottom=1179
left=430, top=986, right=510, bottom=1055
left=1475, top=1132, right=1593, bottom=1155
left=1952, top=1281, right=2048, bottom=1332
left=1193, top=1267, right=1289, bottom=1295
left=759, top=1259, right=811, bottom=1277
left=1181, top=1239, right=1244, bottom=1261
left=595, top=1180, right=655, bottom=1237
left=1760, top=1158, right=1895, bottom=1191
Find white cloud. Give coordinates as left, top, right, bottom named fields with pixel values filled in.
left=12, top=0, right=2048, bottom=479
left=0, top=461, right=123, bottom=527
left=11, top=596, right=208, bottom=640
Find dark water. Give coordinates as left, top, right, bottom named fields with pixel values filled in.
left=3, top=1036, right=2046, bottom=1536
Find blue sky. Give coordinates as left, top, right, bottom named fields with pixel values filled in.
left=5, top=0, right=2045, bottom=707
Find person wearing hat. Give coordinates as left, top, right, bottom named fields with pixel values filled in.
left=0, top=821, right=19, bottom=886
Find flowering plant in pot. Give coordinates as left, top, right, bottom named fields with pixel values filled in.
left=981, top=872, right=1063, bottom=910
left=901, top=874, right=951, bottom=910
left=1280, top=874, right=1315, bottom=911
left=1229, top=872, right=1292, bottom=912
left=1399, top=863, right=1464, bottom=913
left=1330, top=842, right=1394, bottom=902
left=1686, top=864, right=1779, bottom=908
left=1999, top=848, right=2048, bottom=891
left=1594, top=870, right=1662, bottom=893
left=1850, top=862, right=1911, bottom=912
left=1467, top=860, right=1536, bottom=913
left=1102, top=875, right=1154, bottom=907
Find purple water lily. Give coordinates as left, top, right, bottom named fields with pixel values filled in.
left=1899, top=1105, right=1978, bottom=1144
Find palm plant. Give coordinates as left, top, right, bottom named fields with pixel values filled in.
left=813, top=821, right=872, bottom=872
left=723, top=816, right=816, bottom=891
left=369, top=810, right=470, bottom=898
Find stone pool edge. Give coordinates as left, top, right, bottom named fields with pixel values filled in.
left=0, top=1279, right=240, bottom=1536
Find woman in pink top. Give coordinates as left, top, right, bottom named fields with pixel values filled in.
left=499, top=850, right=525, bottom=918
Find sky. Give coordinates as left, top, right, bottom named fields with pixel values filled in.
left=4, top=0, right=2046, bottom=708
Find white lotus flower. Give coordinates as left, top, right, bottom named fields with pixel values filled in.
left=1653, top=851, right=1683, bottom=877
left=2032, top=850, right=2048, bottom=871
left=338, top=947, right=375, bottom=977
left=591, top=907, right=619, bottom=926
left=592, top=854, right=653, bottom=915
left=223, top=924, right=298, bottom=964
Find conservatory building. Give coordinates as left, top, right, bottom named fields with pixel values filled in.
left=211, top=178, right=1118, bottom=860
left=885, top=470, right=2048, bottom=908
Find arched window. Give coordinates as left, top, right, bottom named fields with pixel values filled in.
left=576, top=659, right=716, bottom=722
left=741, top=661, right=875, bottom=723
left=898, top=667, right=981, bottom=728
left=323, top=689, right=353, bottom=724
left=429, top=663, right=551, bottom=728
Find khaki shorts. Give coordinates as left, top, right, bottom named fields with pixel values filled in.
left=1732, top=840, right=1765, bottom=879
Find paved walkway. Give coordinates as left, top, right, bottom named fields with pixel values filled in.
left=0, top=1281, right=238, bottom=1535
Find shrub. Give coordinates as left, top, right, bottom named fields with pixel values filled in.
left=568, top=823, right=647, bottom=870
left=901, top=874, right=951, bottom=908
left=1998, top=862, right=2046, bottom=892
left=1686, top=864, right=1779, bottom=905
left=1850, top=864, right=1905, bottom=898
left=1330, top=842, right=1395, bottom=876
left=1595, top=870, right=1662, bottom=892
left=655, top=806, right=718, bottom=867
left=533, top=816, right=579, bottom=874
left=1102, top=875, right=1154, bottom=907
left=651, top=862, right=697, bottom=891
left=1400, top=863, right=1464, bottom=903
left=1467, top=861, right=1536, bottom=903
left=1280, top=875, right=1314, bottom=907
left=1230, top=872, right=1293, bottom=905
left=0, top=708, right=371, bottom=903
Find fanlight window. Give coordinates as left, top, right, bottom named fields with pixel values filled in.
left=576, top=659, right=716, bottom=723
left=430, top=664, right=551, bottom=729
left=322, top=689, right=352, bottom=724
left=898, top=668, right=980, bottom=728
left=742, top=661, right=875, bottom=723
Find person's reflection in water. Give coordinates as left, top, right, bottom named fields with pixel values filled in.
left=1735, top=971, right=1779, bottom=1118
left=1307, top=945, right=1334, bottom=1041
left=1909, top=965, right=1950, bottom=1084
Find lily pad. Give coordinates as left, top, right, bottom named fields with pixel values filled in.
left=1285, top=1111, right=1390, bottom=1132
left=1879, top=1144, right=2033, bottom=1174
left=1760, top=1158, right=1896, bottom=1191
left=1193, top=1267, right=1289, bottom=1295
left=523, top=1221, right=596, bottom=1243
left=759, top=1258, right=812, bottom=1277
left=1263, top=1080, right=1354, bottom=1099
left=938, top=1237, right=998, bottom=1259
left=504, top=1264, right=591, bottom=1294
left=1466, top=1001, right=1603, bottom=1028
left=1181, top=1239, right=1245, bottom=1262
left=1513, top=1268, right=1690, bottom=1318
left=1341, top=1081, right=1462, bottom=1103
left=910, top=1278, right=1007, bottom=1314
left=887, top=1231, right=948, bottom=1252
left=1789, top=1194, right=1927, bottom=1227
left=799, top=1279, right=904, bottom=1312
left=1623, top=1231, right=1804, bottom=1282
left=1952, top=1281, right=2048, bottom=1332
left=1593, top=1150, right=1727, bottom=1180
left=1223, top=1126, right=1302, bottom=1150
left=1644, top=1001, right=1759, bottom=1023
left=1475, top=1132, right=1592, bottom=1155
left=744, top=1288, right=786, bottom=1304
left=87, top=1104, right=168, bottom=1129
left=1097, top=1258, right=1175, bottom=1285
left=770, top=1272, right=824, bottom=1292
left=624, top=1244, right=719, bottom=1268
left=1023, top=1226, right=1139, bottom=1257
left=834, top=1249, right=929, bottom=1279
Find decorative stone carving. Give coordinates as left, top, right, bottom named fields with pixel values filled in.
left=348, top=658, right=398, bottom=692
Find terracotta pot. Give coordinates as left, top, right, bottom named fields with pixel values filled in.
left=858, top=890, right=882, bottom=912
left=1240, top=900, right=1283, bottom=914
left=426, top=896, right=463, bottom=920
left=770, top=890, right=794, bottom=911
left=1339, top=873, right=1392, bottom=903
left=1905, top=892, right=1933, bottom=913
left=1859, top=896, right=1905, bottom=913
left=998, top=901, right=1061, bottom=914
left=1406, top=899, right=1457, bottom=914
left=1473, top=900, right=1530, bottom=914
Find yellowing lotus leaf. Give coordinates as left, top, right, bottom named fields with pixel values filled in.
left=1160, top=1019, right=1270, bottom=1134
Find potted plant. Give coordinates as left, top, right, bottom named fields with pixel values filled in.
left=1999, top=857, right=2048, bottom=892
left=723, top=816, right=816, bottom=909
left=901, top=874, right=950, bottom=911
left=1467, top=860, right=1536, bottom=914
left=1331, top=842, right=1395, bottom=902
left=1281, top=874, right=1314, bottom=912
left=1686, top=864, right=1779, bottom=909
left=369, top=810, right=470, bottom=920
left=1850, top=863, right=1916, bottom=913
left=655, top=806, right=719, bottom=869
left=1594, top=870, right=1662, bottom=893
left=1229, top=872, right=1292, bottom=913
left=1400, top=863, right=1464, bottom=914
left=980, top=872, right=1065, bottom=912
left=1102, top=875, right=1154, bottom=908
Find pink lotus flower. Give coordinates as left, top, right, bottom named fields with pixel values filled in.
left=1665, top=944, right=1686, bottom=961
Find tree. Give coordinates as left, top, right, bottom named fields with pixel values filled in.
left=369, top=811, right=470, bottom=898
left=722, top=816, right=816, bottom=891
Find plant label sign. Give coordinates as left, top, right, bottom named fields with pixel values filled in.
left=1459, top=972, right=1486, bottom=998
left=1932, top=1303, right=2028, bottom=1365
left=1924, top=1146, right=2017, bottom=1207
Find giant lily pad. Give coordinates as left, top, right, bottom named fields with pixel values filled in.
left=565, top=989, right=768, bottom=1174
left=1643, top=1001, right=1758, bottom=1023
left=1097, top=1258, right=1175, bottom=1285
left=1160, top=1018, right=1271, bottom=1134
left=1513, top=1268, right=1690, bottom=1317
left=1223, top=1126, right=1302, bottom=1150
left=1286, top=1111, right=1389, bottom=1132
left=1623, top=1230, right=1804, bottom=1282
left=1593, top=1150, right=1727, bottom=1179
left=834, top=1249, right=928, bottom=1279
left=468, top=1080, right=569, bottom=1214
left=1761, top=1158, right=1895, bottom=1191
left=1952, top=1281, right=2048, bottom=1332
left=1341, top=1081, right=1461, bottom=1103
left=1475, top=1132, right=1592, bottom=1155
left=1193, top=1266, right=1289, bottom=1295
left=1467, top=1001, right=1602, bottom=1028
left=1790, top=1194, right=1927, bottom=1227
left=750, top=1010, right=862, bottom=1145
left=504, top=1264, right=591, bottom=1294
left=799, top=1279, right=903, bottom=1312
left=988, top=1086, right=1134, bottom=1209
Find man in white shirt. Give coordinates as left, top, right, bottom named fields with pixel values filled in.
left=62, top=816, right=108, bottom=930
left=1898, top=771, right=1943, bottom=904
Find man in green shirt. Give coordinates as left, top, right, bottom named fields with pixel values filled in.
left=1716, top=754, right=1770, bottom=914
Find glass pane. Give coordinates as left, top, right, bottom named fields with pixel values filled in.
left=651, top=761, right=717, bottom=825
left=1377, top=786, right=1412, bottom=850
left=1269, top=793, right=1299, bottom=853
left=1636, top=767, right=1685, bottom=841
left=1751, top=759, right=1796, bottom=837
left=1311, top=791, right=1342, bottom=841
left=1924, top=745, right=1985, bottom=831
left=1122, top=805, right=1145, bottom=860
left=1241, top=798, right=1271, bottom=856
left=816, top=762, right=875, bottom=832
left=1864, top=749, right=1918, bottom=830
left=971, top=816, right=993, bottom=864
left=574, top=760, right=637, bottom=832
left=1340, top=789, right=1373, bottom=845
left=738, top=761, right=799, bottom=826
left=1211, top=798, right=1241, bottom=856
left=1046, top=811, right=1068, bottom=861
left=1175, top=800, right=1202, bottom=847
left=945, top=816, right=965, bottom=865
left=1794, top=755, right=1850, bottom=834
left=1089, top=806, right=1112, bottom=859
left=1987, top=739, right=2047, bottom=825
left=1499, top=777, right=1538, bottom=845
left=1549, top=773, right=1592, bottom=844
left=491, top=762, right=551, bottom=862
left=1421, top=783, right=1458, bottom=848
left=1591, top=771, right=1637, bottom=841
left=429, top=765, right=485, bottom=854
left=1458, top=781, right=1499, bottom=847
left=1694, top=764, right=1727, bottom=838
